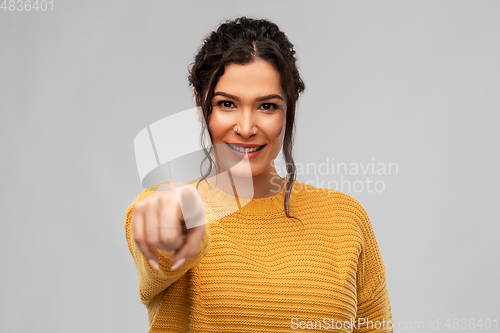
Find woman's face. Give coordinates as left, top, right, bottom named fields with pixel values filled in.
left=208, top=59, right=286, bottom=179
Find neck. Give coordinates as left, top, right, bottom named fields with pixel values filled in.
left=207, top=165, right=285, bottom=199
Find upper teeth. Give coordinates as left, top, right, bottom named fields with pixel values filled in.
left=228, top=144, right=262, bottom=153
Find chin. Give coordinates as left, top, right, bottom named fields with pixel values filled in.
left=226, top=164, right=259, bottom=179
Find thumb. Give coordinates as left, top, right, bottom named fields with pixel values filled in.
left=175, top=184, right=206, bottom=229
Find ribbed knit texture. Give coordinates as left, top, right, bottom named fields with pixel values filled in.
left=125, top=177, right=393, bottom=332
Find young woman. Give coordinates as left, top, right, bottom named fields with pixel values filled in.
left=125, top=16, right=393, bottom=332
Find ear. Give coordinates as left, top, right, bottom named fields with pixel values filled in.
left=193, top=92, right=203, bottom=123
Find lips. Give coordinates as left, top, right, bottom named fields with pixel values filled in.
left=226, top=142, right=266, bottom=148
left=225, top=142, right=267, bottom=159
left=226, top=143, right=266, bottom=152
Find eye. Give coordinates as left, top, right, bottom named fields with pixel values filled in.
left=217, top=100, right=235, bottom=109
left=261, top=103, right=277, bottom=111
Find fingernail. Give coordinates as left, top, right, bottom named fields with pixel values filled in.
left=171, top=258, right=186, bottom=270
left=148, top=259, right=159, bottom=270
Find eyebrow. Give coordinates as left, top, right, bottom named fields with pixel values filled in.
left=213, top=91, right=284, bottom=102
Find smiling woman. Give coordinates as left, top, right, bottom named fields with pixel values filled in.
left=125, top=16, right=394, bottom=332
left=208, top=59, right=287, bottom=199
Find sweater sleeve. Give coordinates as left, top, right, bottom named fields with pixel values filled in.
left=349, top=198, right=393, bottom=333
left=124, top=185, right=211, bottom=306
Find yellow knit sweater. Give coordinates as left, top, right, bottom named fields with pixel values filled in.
left=125, top=177, right=393, bottom=332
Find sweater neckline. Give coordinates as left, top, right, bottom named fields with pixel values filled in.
left=190, top=176, right=299, bottom=216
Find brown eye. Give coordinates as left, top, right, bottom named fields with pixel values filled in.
left=261, top=103, right=277, bottom=110
left=218, top=101, right=235, bottom=109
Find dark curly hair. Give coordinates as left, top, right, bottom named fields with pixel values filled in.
left=188, top=16, right=305, bottom=220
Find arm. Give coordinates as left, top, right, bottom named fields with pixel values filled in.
left=124, top=186, right=211, bottom=306
left=350, top=199, right=393, bottom=333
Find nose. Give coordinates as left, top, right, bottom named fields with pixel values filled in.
left=235, top=109, right=257, bottom=138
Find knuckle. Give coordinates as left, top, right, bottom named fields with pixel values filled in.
left=163, top=220, right=181, bottom=234
left=148, top=240, right=161, bottom=249
left=149, top=196, right=160, bottom=209
left=163, top=245, right=176, bottom=252
left=133, top=234, right=144, bottom=245
left=160, top=233, right=177, bottom=245
left=140, top=199, right=151, bottom=211
left=145, top=230, right=159, bottom=245
left=134, top=201, right=144, bottom=212
left=159, top=194, right=171, bottom=206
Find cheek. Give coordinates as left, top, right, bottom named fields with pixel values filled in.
left=273, top=125, right=284, bottom=140
left=270, top=114, right=286, bottom=140
left=208, top=113, right=227, bottom=139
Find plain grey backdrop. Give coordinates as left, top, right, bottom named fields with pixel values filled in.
left=1, top=1, right=499, bottom=332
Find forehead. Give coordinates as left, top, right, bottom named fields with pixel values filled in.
left=214, top=60, right=282, bottom=97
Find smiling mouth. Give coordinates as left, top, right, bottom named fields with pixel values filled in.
left=226, top=143, right=266, bottom=153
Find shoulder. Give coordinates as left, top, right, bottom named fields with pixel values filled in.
left=292, top=179, right=370, bottom=224
left=292, top=178, right=365, bottom=208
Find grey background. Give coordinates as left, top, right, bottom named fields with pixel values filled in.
left=1, top=1, right=499, bottom=332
